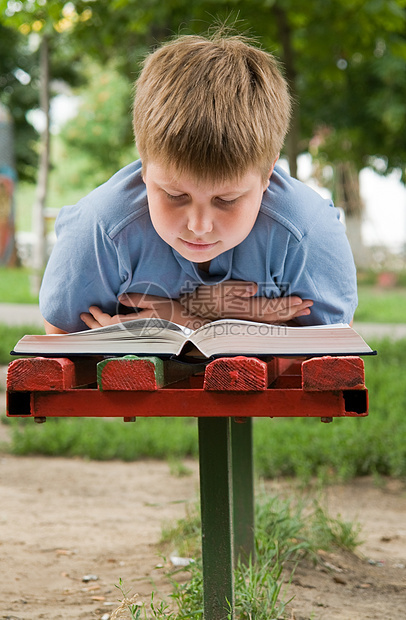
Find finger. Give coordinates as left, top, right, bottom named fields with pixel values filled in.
left=84, top=305, right=122, bottom=328
left=291, top=306, right=312, bottom=318
left=87, top=305, right=117, bottom=324
left=268, top=297, right=312, bottom=311
left=269, top=298, right=313, bottom=320
left=80, top=312, right=102, bottom=329
left=287, top=296, right=305, bottom=306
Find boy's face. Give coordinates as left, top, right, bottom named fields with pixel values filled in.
left=143, top=161, right=271, bottom=264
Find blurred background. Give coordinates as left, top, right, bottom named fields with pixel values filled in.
left=2, top=9, right=406, bottom=605
left=1, top=0, right=406, bottom=293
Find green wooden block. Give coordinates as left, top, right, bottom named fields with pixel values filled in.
left=97, top=355, right=165, bottom=391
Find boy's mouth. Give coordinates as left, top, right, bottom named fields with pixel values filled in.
left=180, top=239, right=219, bottom=251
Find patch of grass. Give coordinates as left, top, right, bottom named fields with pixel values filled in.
left=168, top=458, right=193, bottom=478
left=133, top=492, right=362, bottom=619
left=6, top=416, right=199, bottom=461
left=0, top=267, right=39, bottom=304
left=357, top=269, right=406, bottom=288
left=0, top=323, right=44, bottom=365
left=307, top=504, right=362, bottom=552
left=113, top=578, right=143, bottom=619
left=161, top=505, right=202, bottom=560
left=355, top=285, right=406, bottom=323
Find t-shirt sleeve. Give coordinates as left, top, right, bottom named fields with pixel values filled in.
left=39, top=203, right=124, bottom=332
left=282, top=203, right=358, bottom=325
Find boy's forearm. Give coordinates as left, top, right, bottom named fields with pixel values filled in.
left=43, top=317, right=68, bottom=334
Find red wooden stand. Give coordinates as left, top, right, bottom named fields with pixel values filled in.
left=6, top=354, right=368, bottom=619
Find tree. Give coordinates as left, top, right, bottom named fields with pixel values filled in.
left=2, top=0, right=87, bottom=287
left=0, top=23, right=39, bottom=182
left=54, top=0, right=406, bottom=179
left=4, top=1, right=406, bottom=268
left=59, top=62, right=135, bottom=188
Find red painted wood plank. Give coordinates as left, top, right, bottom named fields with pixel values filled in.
left=97, top=356, right=164, bottom=391
left=302, top=356, right=365, bottom=391
left=204, top=357, right=268, bottom=391
left=23, top=387, right=368, bottom=419
left=6, top=357, right=75, bottom=391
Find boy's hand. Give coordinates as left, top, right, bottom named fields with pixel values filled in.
left=80, top=295, right=206, bottom=330
left=179, top=281, right=313, bottom=323
left=80, top=282, right=313, bottom=330
left=80, top=306, right=140, bottom=329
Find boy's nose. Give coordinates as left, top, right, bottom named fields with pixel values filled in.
left=187, top=208, right=214, bottom=236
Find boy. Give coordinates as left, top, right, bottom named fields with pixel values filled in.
left=40, top=31, right=357, bottom=335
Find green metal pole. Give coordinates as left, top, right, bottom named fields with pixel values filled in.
left=198, top=417, right=234, bottom=619
left=231, top=417, right=255, bottom=566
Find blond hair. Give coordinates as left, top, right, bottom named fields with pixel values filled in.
left=133, top=31, right=291, bottom=182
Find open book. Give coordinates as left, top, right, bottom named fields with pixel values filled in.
left=12, top=318, right=374, bottom=358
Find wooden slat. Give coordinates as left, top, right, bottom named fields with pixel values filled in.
left=97, top=356, right=165, bottom=391
left=7, top=357, right=75, bottom=391
left=203, top=356, right=268, bottom=391
left=97, top=356, right=207, bottom=391
left=302, top=356, right=365, bottom=391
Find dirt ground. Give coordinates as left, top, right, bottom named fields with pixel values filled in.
left=1, top=449, right=406, bottom=619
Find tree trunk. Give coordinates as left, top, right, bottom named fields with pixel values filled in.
left=31, top=35, right=50, bottom=295
left=334, top=161, right=370, bottom=269
left=273, top=6, right=299, bottom=178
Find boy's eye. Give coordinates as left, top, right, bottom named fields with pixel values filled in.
left=165, top=192, right=187, bottom=201
left=215, top=197, right=238, bottom=206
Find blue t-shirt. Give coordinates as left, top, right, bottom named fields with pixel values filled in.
left=40, top=160, right=357, bottom=332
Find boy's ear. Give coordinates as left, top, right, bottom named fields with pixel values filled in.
left=263, top=154, right=279, bottom=190
left=269, top=153, right=279, bottom=176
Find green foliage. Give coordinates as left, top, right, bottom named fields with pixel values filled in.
left=147, top=592, right=175, bottom=619
left=59, top=63, right=135, bottom=188
left=168, top=458, right=194, bottom=478
left=144, top=492, right=361, bottom=619
left=233, top=558, right=286, bottom=620
left=2, top=3, right=87, bottom=181
left=161, top=505, right=202, bottom=559
left=114, top=578, right=143, bottom=619
left=355, top=286, right=406, bottom=322
left=268, top=0, right=406, bottom=176
left=7, top=416, right=199, bottom=461
left=0, top=267, right=39, bottom=305
left=14, top=140, right=97, bottom=232
left=307, top=504, right=362, bottom=552
left=4, top=0, right=406, bottom=184
left=0, top=23, right=39, bottom=182
left=0, top=322, right=43, bottom=365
